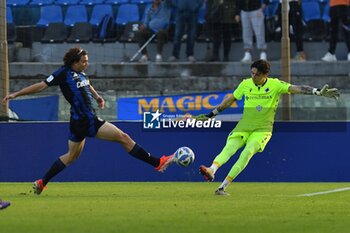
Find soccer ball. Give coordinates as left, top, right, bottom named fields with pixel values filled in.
left=174, top=146, right=195, bottom=167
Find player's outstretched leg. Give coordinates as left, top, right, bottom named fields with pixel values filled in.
left=155, top=154, right=175, bottom=173
left=0, top=199, right=11, bottom=210
left=199, top=165, right=215, bottom=181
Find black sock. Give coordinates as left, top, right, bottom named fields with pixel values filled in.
left=128, top=144, right=160, bottom=167
left=42, top=158, right=66, bottom=186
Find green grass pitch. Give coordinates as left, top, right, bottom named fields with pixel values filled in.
left=1, top=182, right=350, bottom=233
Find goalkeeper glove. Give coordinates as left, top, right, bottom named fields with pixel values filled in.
left=313, top=84, right=340, bottom=100
left=193, top=114, right=210, bottom=121
left=194, top=108, right=220, bottom=121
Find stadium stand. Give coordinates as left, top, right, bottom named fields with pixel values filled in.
left=80, top=0, right=105, bottom=5
left=6, top=0, right=30, bottom=7
left=115, top=3, right=140, bottom=38
left=6, top=6, right=13, bottom=24
left=105, top=0, right=129, bottom=5
left=36, top=5, right=63, bottom=27
left=64, top=5, right=89, bottom=27
left=55, top=0, right=80, bottom=5
left=67, top=22, right=93, bottom=42
left=89, top=4, right=114, bottom=26
left=130, top=0, right=152, bottom=4
left=41, top=22, right=68, bottom=43
left=302, top=0, right=325, bottom=41
left=118, top=21, right=142, bottom=42
left=93, top=14, right=116, bottom=42
left=30, top=0, right=55, bottom=6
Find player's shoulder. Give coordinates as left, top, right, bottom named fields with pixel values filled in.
left=239, top=77, right=253, bottom=86
left=53, top=66, right=69, bottom=76
left=268, top=77, right=290, bottom=86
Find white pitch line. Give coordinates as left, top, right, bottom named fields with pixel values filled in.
left=297, top=187, right=350, bottom=197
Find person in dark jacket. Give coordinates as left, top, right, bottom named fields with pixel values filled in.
left=207, top=0, right=236, bottom=61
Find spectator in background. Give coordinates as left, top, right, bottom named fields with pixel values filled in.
left=321, top=0, right=350, bottom=62
left=235, top=0, right=269, bottom=62
left=276, top=0, right=306, bottom=61
left=206, top=0, right=236, bottom=62
left=168, top=0, right=203, bottom=62
left=135, top=0, right=172, bottom=63
left=0, top=199, right=10, bottom=210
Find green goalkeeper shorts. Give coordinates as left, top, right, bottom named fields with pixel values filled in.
left=228, top=129, right=272, bottom=152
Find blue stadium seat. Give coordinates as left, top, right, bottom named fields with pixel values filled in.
left=115, top=3, right=140, bottom=25
left=197, top=3, right=206, bottom=25
left=6, top=7, right=14, bottom=24
left=6, top=0, right=30, bottom=7
left=80, top=0, right=105, bottom=5
left=55, top=0, right=80, bottom=5
left=67, top=22, right=93, bottom=42
left=30, top=0, right=55, bottom=6
left=130, top=0, right=152, bottom=4
left=36, top=5, right=63, bottom=27
left=64, top=5, right=88, bottom=26
left=302, top=1, right=324, bottom=41
left=89, top=4, right=113, bottom=26
left=322, top=2, right=330, bottom=23
left=302, top=1, right=321, bottom=22
left=6, top=7, right=16, bottom=43
left=105, top=0, right=129, bottom=5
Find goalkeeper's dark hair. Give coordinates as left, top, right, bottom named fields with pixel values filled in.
left=251, top=59, right=270, bottom=74
left=63, top=47, right=88, bottom=67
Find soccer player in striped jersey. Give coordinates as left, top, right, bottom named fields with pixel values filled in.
left=198, top=59, right=340, bottom=195
left=2, top=47, right=174, bottom=195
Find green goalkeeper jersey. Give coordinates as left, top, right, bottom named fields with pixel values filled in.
left=233, top=77, right=291, bottom=132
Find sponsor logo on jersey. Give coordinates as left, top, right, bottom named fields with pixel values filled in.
left=72, top=72, right=79, bottom=80
left=76, top=79, right=90, bottom=88
left=246, top=95, right=272, bottom=100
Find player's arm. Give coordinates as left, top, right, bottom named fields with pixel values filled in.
left=288, top=84, right=340, bottom=99
left=89, top=85, right=105, bottom=109
left=2, top=81, right=48, bottom=104
left=195, top=95, right=237, bottom=120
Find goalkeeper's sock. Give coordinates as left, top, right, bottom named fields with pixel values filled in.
left=128, top=144, right=159, bottom=167
left=210, top=162, right=219, bottom=173
left=42, top=158, right=66, bottom=186
left=218, top=176, right=233, bottom=190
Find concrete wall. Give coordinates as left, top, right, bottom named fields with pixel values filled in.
left=9, top=41, right=349, bottom=63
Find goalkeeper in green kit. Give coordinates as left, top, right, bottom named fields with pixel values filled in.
left=197, top=59, right=340, bottom=195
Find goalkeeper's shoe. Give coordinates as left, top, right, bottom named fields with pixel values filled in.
left=33, top=179, right=46, bottom=195
left=199, top=165, right=214, bottom=182
left=0, top=200, right=11, bottom=209
left=155, top=154, right=175, bottom=173
left=215, top=188, right=230, bottom=196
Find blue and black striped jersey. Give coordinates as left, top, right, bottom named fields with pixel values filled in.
left=44, top=66, right=95, bottom=120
